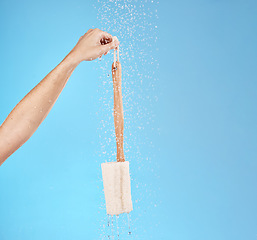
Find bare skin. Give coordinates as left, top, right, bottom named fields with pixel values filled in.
left=0, top=28, right=119, bottom=166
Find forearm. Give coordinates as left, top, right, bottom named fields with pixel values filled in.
left=0, top=28, right=119, bottom=166
left=0, top=51, right=80, bottom=164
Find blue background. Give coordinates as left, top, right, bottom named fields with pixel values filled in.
left=0, top=0, right=257, bottom=239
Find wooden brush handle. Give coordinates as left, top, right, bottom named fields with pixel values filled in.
left=112, top=61, right=125, bottom=162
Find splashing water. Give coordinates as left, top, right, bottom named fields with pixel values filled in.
left=95, top=0, right=160, bottom=239
left=94, top=0, right=159, bottom=164
left=116, top=215, right=120, bottom=240
left=111, top=216, right=114, bottom=240
left=105, top=213, right=132, bottom=239
left=127, top=213, right=132, bottom=236
left=107, top=215, right=111, bottom=239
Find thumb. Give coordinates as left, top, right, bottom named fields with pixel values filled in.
left=99, top=37, right=119, bottom=55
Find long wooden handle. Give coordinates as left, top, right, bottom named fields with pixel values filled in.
left=112, top=61, right=125, bottom=162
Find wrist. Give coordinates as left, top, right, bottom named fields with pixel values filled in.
left=64, top=50, right=82, bottom=67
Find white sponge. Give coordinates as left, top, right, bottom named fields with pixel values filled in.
left=101, top=161, right=133, bottom=215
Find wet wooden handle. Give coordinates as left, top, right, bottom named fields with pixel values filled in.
left=112, top=61, right=125, bottom=162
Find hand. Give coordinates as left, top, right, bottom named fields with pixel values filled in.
left=70, top=28, right=120, bottom=63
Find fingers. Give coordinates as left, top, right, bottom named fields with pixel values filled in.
left=100, top=36, right=112, bottom=45
left=100, top=32, right=113, bottom=43
left=96, top=28, right=111, bottom=38
left=99, top=38, right=119, bottom=56
left=93, top=28, right=117, bottom=47
left=88, top=28, right=120, bottom=58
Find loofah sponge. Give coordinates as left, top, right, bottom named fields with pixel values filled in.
left=101, top=161, right=133, bottom=215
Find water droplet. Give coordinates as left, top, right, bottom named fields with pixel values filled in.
left=127, top=213, right=132, bottom=236
left=116, top=215, right=120, bottom=240
left=111, top=215, right=114, bottom=240
left=107, top=215, right=111, bottom=239
left=107, top=214, right=110, bottom=227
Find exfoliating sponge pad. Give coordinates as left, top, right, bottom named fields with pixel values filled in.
left=101, top=161, right=133, bottom=215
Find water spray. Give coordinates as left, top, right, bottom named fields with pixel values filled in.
left=101, top=37, right=133, bottom=216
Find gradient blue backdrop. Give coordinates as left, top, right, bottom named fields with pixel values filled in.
left=0, top=0, right=257, bottom=240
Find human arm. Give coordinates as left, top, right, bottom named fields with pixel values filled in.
left=0, top=28, right=119, bottom=166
